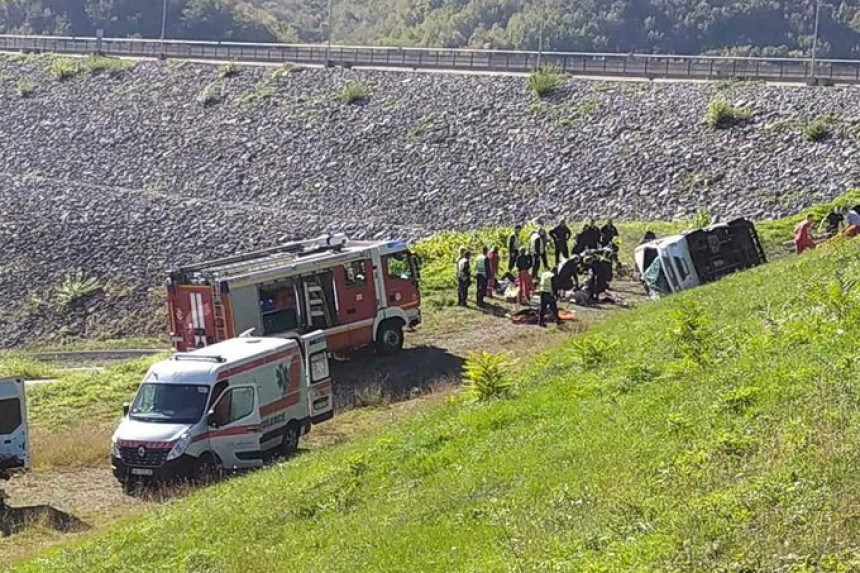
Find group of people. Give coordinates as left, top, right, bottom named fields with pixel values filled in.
left=793, top=205, right=860, bottom=254
left=456, top=218, right=622, bottom=326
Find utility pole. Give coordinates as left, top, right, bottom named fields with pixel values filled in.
left=810, top=0, right=821, bottom=80
left=325, top=0, right=334, bottom=66
left=536, top=0, right=545, bottom=69
left=160, top=0, right=168, bottom=59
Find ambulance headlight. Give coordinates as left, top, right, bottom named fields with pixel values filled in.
left=111, top=439, right=121, bottom=459
left=166, top=433, right=192, bottom=461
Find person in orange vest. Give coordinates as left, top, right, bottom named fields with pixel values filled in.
left=793, top=214, right=817, bottom=254
left=486, top=246, right=500, bottom=298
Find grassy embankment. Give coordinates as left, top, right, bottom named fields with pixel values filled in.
left=14, top=210, right=860, bottom=569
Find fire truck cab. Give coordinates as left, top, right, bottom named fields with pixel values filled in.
left=167, top=235, right=421, bottom=355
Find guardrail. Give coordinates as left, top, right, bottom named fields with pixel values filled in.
left=1, top=34, right=859, bottom=84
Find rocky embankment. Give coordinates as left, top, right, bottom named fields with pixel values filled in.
left=1, top=56, right=858, bottom=345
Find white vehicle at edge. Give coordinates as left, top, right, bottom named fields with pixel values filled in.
left=0, top=378, right=29, bottom=484
left=111, top=333, right=332, bottom=488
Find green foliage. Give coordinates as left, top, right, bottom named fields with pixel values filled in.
left=197, top=81, right=224, bottom=106
left=15, top=79, right=36, bottom=98
left=57, top=271, right=102, bottom=307
left=0, top=352, right=57, bottom=380
left=668, top=300, right=714, bottom=364
left=218, top=62, right=240, bottom=79
left=82, top=56, right=135, bottom=76
left=49, top=57, right=80, bottom=81
left=804, top=119, right=831, bottom=142
left=705, top=99, right=752, bottom=129
left=462, top=351, right=514, bottom=401
left=569, top=334, right=618, bottom=369
left=527, top=66, right=564, bottom=98
left=339, top=81, right=371, bottom=104
left=692, top=207, right=712, bottom=229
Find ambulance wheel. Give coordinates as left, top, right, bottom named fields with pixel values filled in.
left=281, top=423, right=300, bottom=457
left=376, top=320, right=404, bottom=355
left=192, top=454, right=217, bottom=485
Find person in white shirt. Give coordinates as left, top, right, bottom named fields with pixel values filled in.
left=847, top=205, right=860, bottom=227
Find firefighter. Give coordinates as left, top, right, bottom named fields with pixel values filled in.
left=530, top=228, right=548, bottom=278
left=457, top=249, right=472, bottom=307
left=507, top=225, right=522, bottom=271
left=475, top=246, right=490, bottom=308
left=549, top=218, right=571, bottom=265
left=515, top=246, right=534, bottom=304
left=538, top=266, right=559, bottom=327
left=486, top=245, right=500, bottom=298
left=600, top=218, right=619, bottom=247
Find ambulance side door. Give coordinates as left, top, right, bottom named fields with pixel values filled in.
left=206, top=385, right=263, bottom=470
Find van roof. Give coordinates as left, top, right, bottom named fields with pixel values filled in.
left=147, top=337, right=299, bottom=386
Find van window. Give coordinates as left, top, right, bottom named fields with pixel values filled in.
left=227, top=387, right=255, bottom=424
left=0, top=398, right=21, bottom=433
left=673, top=256, right=689, bottom=282
left=344, top=261, right=367, bottom=287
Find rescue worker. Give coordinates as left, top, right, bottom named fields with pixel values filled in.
left=538, top=266, right=559, bottom=327
left=457, top=249, right=472, bottom=306
left=549, top=218, right=571, bottom=265
left=581, top=218, right=601, bottom=250
left=640, top=229, right=657, bottom=244
left=475, top=246, right=489, bottom=308
left=486, top=246, right=500, bottom=298
left=793, top=214, right=816, bottom=254
left=530, top=228, right=548, bottom=278
left=820, top=207, right=844, bottom=238
left=600, top=218, right=619, bottom=247
left=515, top=246, right=534, bottom=304
left=507, top=225, right=522, bottom=271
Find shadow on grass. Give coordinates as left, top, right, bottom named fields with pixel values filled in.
left=0, top=503, right=89, bottom=537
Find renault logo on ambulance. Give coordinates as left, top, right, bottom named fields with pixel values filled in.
left=137, top=446, right=146, bottom=458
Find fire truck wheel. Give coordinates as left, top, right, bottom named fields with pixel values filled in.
left=376, top=320, right=404, bottom=355
left=281, top=423, right=300, bottom=456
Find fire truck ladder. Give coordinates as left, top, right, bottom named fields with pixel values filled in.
left=303, top=277, right=333, bottom=329
left=212, top=288, right=229, bottom=342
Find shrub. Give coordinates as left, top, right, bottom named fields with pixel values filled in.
left=16, top=80, right=36, bottom=98
left=463, top=351, right=514, bottom=401
left=692, top=208, right=712, bottom=229
left=49, top=57, right=80, bottom=81
left=804, top=119, right=831, bottom=142
left=569, top=335, right=619, bottom=370
left=83, top=56, right=135, bottom=76
left=527, top=66, right=564, bottom=98
left=339, top=81, right=371, bottom=104
left=196, top=81, right=224, bottom=107
left=218, top=62, right=240, bottom=79
left=705, top=99, right=752, bottom=129
left=57, top=271, right=102, bottom=307
left=668, top=300, right=713, bottom=364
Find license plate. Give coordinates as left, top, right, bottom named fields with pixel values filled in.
left=131, top=468, right=154, bottom=476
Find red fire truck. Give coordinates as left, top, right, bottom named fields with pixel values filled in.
left=166, top=235, right=421, bottom=355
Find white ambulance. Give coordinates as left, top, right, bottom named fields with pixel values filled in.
left=0, top=378, right=29, bottom=486
left=111, top=332, right=332, bottom=488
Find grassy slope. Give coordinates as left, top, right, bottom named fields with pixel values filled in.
left=16, top=235, right=860, bottom=570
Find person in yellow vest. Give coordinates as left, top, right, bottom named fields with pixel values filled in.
left=538, top=266, right=559, bottom=327
left=457, top=249, right=472, bottom=307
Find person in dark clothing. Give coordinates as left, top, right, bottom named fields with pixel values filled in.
left=529, top=229, right=547, bottom=279
left=821, top=207, right=845, bottom=238
left=600, top=218, right=619, bottom=247
left=640, top=229, right=657, bottom=244
left=576, top=218, right=601, bottom=252
left=456, top=250, right=471, bottom=307
left=557, top=256, right=581, bottom=292
left=586, top=253, right=613, bottom=301
left=549, top=218, right=571, bottom=265
left=507, top=225, right=523, bottom=271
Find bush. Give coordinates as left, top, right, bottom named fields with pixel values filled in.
left=196, top=81, right=224, bottom=107
left=83, top=56, right=135, bottom=76
left=339, top=81, right=371, bottom=104
left=705, top=99, right=752, bottom=129
left=527, top=66, right=564, bottom=98
left=57, top=271, right=102, bottom=307
left=49, top=57, right=80, bottom=81
left=463, top=351, right=514, bottom=401
left=804, top=119, right=831, bottom=142
left=218, top=62, right=240, bottom=79
left=569, top=335, right=619, bottom=370
left=16, top=80, right=36, bottom=98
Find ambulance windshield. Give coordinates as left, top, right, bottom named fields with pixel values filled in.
left=130, top=384, right=210, bottom=424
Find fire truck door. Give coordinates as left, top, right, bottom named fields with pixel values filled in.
left=335, top=260, right=376, bottom=347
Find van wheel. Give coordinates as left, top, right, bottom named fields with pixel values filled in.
left=281, top=424, right=300, bottom=457
left=376, top=320, right=404, bottom=355
left=192, top=454, right=217, bottom=486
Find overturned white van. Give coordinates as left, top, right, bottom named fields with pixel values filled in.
left=0, top=378, right=29, bottom=484
left=111, top=333, right=332, bottom=488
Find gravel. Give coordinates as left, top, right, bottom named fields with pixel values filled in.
left=0, top=57, right=858, bottom=345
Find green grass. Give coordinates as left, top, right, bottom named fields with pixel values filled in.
left=705, top=99, right=752, bottom=129
left=17, top=231, right=860, bottom=571
left=527, top=66, right=565, bottom=98
left=218, top=62, right=240, bottom=79
left=0, top=352, right=56, bottom=380
left=338, top=80, right=371, bottom=104
left=81, top=55, right=136, bottom=76
left=15, top=79, right=36, bottom=98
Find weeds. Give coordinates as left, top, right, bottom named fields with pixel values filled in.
left=668, top=300, right=713, bottom=364
left=339, top=81, right=371, bottom=104
left=57, top=271, right=102, bottom=307
left=463, top=351, right=514, bottom=401
left=569, top=334, right=618, bottom=370
left=804, top=119, right=831, bottom=142
left=527, top=66, right=564, bottom=98
left=49, top=57, right=79, bottom=81
left=16, top=80, right=36, bottom=98
left=196, top=81, right=224, bottom=107
left=83, top=56, right=135, bottom=76
left=218, top=62, right=240, bottom=79
left=705, top=99, right=752, bottom=129
left=691, top=207, right=712, bottom=229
